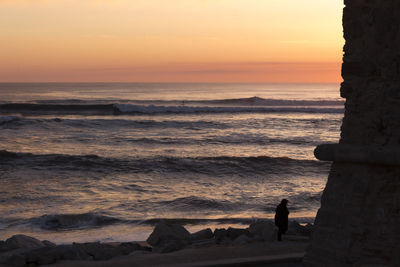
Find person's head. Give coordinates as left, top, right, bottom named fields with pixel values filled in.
left=280, top=199, right=289, bottom=206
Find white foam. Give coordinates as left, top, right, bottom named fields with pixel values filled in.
left=114, top=104, right=344, bottom=114
left=0, top=115, right=20, bottom=124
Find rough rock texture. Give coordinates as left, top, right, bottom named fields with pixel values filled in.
left=304, top=1, right=400, bottom=266
left=248, top=221, right=275, bottom=241
left=190, top=228, right=214, bottom=241
left=0, top=240, right=149, bottom=266
left=4, top=235, right=45, bottom=251
left=146, top=221, right=191, bottom=247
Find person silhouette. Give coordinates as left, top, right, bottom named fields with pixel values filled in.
left=274, top=199, right=289, bottom=241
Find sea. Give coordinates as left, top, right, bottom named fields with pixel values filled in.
left=0, top=83, right=343, bottom=243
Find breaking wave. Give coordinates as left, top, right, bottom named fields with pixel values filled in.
left=158, top=196, right=237, bottom=211
left=0, top=116, right=20, bottom=125
left=0, top=97, right=344, bottom=115
left=0, top=150, right=330, bottom=176
left=29, top=213, right=121, bottom=230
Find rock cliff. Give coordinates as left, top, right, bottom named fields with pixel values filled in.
left=304, top=0, right=400, bottom=265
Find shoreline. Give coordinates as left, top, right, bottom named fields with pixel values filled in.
left=0, top=216, right=316, bottom=245
left=0, top=220, right=312, bottom=266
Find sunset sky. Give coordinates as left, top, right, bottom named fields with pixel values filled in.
left=0, top=0, right=344, bottom=83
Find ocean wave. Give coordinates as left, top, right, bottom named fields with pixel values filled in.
left=289, top=192, right=323, bottom=204
left=0, top=150, right=330, bottom=176
left=114, top=104, right=343, bottom=115
left=29, top=213, right=121, bottom=230
left=13, top=214, right=315, bottom=231
left=0, top=115, right=21, bottom=125
left=137, top=217, right=261, bottom=226
left=0, top=117, right=230, bottom=131
left=33, top=96, right=344, bottom=107
left=159, top=196, right=235, bottom=211
left=199, top=96, right=343, bottom=106
left=0, top=103, right=116, bottom=115
left=0, top=98, right=344, bottom=116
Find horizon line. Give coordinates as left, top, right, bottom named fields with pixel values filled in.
left=0, top=81, right=342, bottom=84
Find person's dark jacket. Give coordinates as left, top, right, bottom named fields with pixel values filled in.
left=274, top=203, right=289, bottom=231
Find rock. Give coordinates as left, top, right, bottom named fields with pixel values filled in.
left=267, top=228, right=278, bottom=242
left=284, top=235, right=310, bottom=241
left=146, top=222, right=191, bottom=247
left=72, top=242, right=126, bottom=261
left=190, top=238, right=216, bottom=247
left=213, top=228, right=228, bottom=243
left=72, top=242, right=115, bottom=261
left=227, top=227, right=251, bottom=240
left=118, top=242, right=151, bottom=254
left=42, top=240, right=57, bottom=247
left=305, top=223, right=314, bottom=233
left=3, top=254, right=26, bottom=267
left=25, top=247, right=61, bottom=265
left=22, top=244, right=92, bottom=265
left=190, top=228, right=213, bottom=241
left=248, top=220, right=274, bottom=236
left=152, top=240, right=186, bottom=253
left=118, top=242, right=141, bottom=255
left=288, top=221, right=312, bottom=236
left=248, top=220, right=275, bottom=241
left=5, top=235, right=45, bottom=250
left=0, top=241, right=8, bottom=252
left=233, top=234, right=252, bottom=245
left=0, top=248, right=30, bottom=265
left=53, top=245, right=91, bottom=261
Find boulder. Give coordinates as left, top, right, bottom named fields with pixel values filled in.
left=190, top=238, right=216, bottom=247
left=3, top=254, right=26, bottom=267
left=53, top=245, right=91, bottom=261
left=213, top=228, right=228, bottom=243
left=0, top=241, right=8, bottom=252
left=248, top=220, right=274, bottom=236
left=25, top=247, right=61, bottom=266
left=190, top=228, right=213, bottom=241
left=17, top=245, right=91, bottom=266
left=146, top=222, right=191, bottom=247
left=42, top=240, right=57, bottom=247
left=0, top=248, right=30, bottom=265
left=226, top=227, right=251, bottom=240
left=152, top=240, right=186, bottom=253
left=5, top=235, right=45, bottom=250
left=248, top=221, right=275, bottom=241
left=268, top=228, right=278, bottom=242
left=72, top=242, right=121, bottom=261
left=118, top=242, right=150, bottom=254
left=287, top=221, right=312, bottom=236
left=233, top=234, right=252, bottom=245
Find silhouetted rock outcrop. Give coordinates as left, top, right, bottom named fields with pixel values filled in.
left=304, top=1, right=400, bottom=265
left=0, top=237, right=148, bottom=266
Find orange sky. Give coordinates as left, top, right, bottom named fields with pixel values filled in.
left=0, top=0, right=344, bottom=83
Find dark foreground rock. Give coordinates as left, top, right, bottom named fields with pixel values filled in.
left=213, top=227, right=252, bottom=244
left=0, top=236, right=149, bottom=267
left=287, top=221, right=313, bottom=236
left=248, top=220, right=276, bottom=241
left=190, top=228, right=213, bottom=241
left=0, top=220, right=312, bottom=265
left=4, top=235, right=45, bottom=251
left=147, top=221, right=191, bottom=246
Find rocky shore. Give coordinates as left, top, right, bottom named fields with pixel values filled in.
left=0, top=220, right=312, bottom=266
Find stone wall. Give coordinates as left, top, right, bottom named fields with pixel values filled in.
left=303, top=0, right=400, bottom=265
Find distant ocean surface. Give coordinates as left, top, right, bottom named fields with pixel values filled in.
left=0, top=83, right=343, bottom=243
